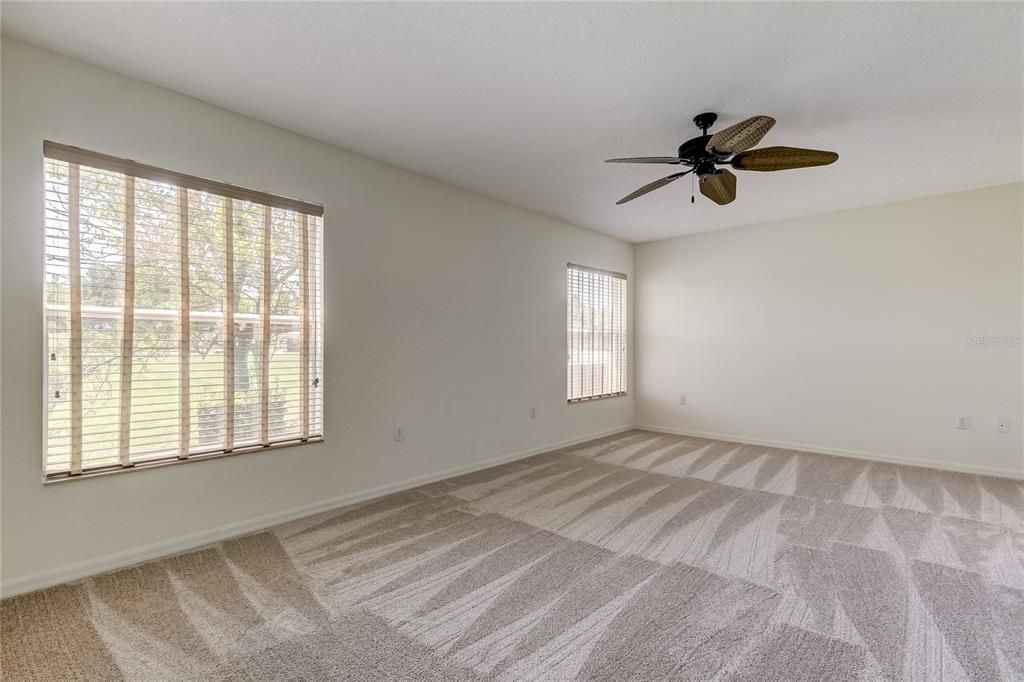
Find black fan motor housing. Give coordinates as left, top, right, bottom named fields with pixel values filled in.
left=677, top=135, right=711, bottom=164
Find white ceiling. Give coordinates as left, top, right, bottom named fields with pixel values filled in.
left=4, top=3, right=1022, bottom=242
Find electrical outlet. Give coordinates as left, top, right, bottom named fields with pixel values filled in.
left=529, top=406, right=536, bottom=419
left=996, top=418, right=1009, bottom=433
left=393, top=426, right=405, bottom=442
left=956, top=416, right=970, bottom=430
left=680, top=394, right=687, bottom=406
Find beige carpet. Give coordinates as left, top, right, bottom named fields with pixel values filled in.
left=3, top=430, right=1023, bottom=680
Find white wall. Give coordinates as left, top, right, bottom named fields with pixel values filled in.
left=636, top=184, right=1024, bottom=478
left=0, top=40, right=634, bottom=592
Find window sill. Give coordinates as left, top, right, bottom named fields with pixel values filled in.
left=43, top=436, right=324, bottom=484
left=568, top=392, right=628, bottom=404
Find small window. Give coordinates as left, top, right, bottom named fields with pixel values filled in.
left=43, top=142, right=324, bottom=480
left=567, top=263, right=627, bottom=402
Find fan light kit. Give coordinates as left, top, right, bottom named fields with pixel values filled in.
left=606, top=112, right=838, bottom=206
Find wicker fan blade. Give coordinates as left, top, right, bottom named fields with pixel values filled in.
left=699, top=169, right=737, bottom=205
left=731, top=146, right=839, bottom=171
left=707, top=116, right=775, bottom=154
left=616, top=170, right=691, bottom=205
left=605, top=157, right=683, bottom=164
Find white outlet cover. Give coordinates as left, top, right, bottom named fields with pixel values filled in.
left=956, top=416, right=970, bottom=430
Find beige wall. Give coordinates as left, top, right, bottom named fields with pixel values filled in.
left=0, top=40, right=634, bottom=592
left=635, top=184, right=1024, bottom=477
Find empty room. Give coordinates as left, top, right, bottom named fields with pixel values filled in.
left=1, top=2, right=1022, bottom=680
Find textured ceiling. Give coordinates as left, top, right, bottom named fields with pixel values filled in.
left=4, top=2, right=1022, bottom=242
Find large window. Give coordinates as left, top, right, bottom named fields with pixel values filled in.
left=43, top=142, right=323, bottom=480
left=567, top=263, right=627, bottom=402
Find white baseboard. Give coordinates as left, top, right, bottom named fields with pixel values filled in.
left=0, top=425, right=632, bottom=599
left=634, top=424, right=1024, bottom=480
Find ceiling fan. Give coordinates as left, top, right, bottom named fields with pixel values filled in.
left=606, top=112, right=838, bottom=206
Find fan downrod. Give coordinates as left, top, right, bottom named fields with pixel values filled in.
left=693, top=112, right=718, bottom=134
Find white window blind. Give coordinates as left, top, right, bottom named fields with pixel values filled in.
left=567, top=263, right=627, bottom=402
left=43, top=142, right=323, bottom=479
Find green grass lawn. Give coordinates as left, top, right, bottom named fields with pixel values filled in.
left=47, top=351, right=308, bottom=470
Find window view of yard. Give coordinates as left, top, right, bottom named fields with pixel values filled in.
left=44, top=158, right=322, bottom=474
left=567, top=265, right=627, bottom=402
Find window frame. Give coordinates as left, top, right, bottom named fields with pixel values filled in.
left=41, top=142, right=325, bottom=483
left=566, top=262, right=628, bottom=403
